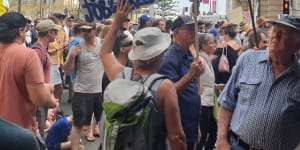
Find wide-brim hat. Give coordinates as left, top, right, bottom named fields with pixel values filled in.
left=268, top=16, right=300, bottom=31
left=128, top=27, right=171, bottom=61
left=256, top=16, right=268, bottom=26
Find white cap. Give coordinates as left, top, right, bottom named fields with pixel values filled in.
left=128, top=27, right=171, bottom=61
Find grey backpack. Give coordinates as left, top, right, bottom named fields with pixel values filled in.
left=103, top=68, right=167, bottom=150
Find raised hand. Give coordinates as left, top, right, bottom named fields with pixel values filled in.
left=114, top=0, right=135, bottom=25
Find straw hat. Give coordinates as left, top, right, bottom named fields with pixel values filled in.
left=256, top=16, right=268, bottom=27
left=244, top=25, right=253, bottom=36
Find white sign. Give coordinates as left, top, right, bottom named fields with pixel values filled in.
left=198, top=15, right=225, bottom=24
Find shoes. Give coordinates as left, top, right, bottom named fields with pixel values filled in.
left=85, top=135, right=95, bottom=142
left=93, top=133, right=100, bottom=137
left=79, top=144, right=85, bottom=150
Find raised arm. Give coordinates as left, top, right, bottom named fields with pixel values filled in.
left=99, top=0, right=134, bottom=81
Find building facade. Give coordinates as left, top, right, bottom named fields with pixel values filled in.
left=230, top=0, right=299, bottom=20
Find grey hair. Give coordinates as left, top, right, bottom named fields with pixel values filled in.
left=247, top=29, right=268, bottom=48
left=199, top=33, right=214, bottom=50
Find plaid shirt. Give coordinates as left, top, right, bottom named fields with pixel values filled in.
left=219, top=50, right=300, bottom=150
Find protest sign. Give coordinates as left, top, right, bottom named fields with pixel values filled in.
left=227, top=7, right=243, bottom=24
left=79, top=0, right=160, bottom=23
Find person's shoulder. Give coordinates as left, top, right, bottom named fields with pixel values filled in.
left=238, top=49, right=268, bottom=63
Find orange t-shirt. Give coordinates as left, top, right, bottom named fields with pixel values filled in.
left=0, top=43, right=44, bottom=134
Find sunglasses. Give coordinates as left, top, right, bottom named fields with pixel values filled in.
left=121, top=41, right=133, bottom=47
left=80, top=28, right=92, bottom=33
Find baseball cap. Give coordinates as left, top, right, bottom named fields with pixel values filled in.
left=209, top=28, right=218, bottom=41
left=172, top=15, right=194, bottom=31
left=36, top=19, right=61, bottom=32
left=128, top=27, right=171, bottom=61
left=53, top=13, right=66, bottom=20
left=0, top=12, right=27, bottom=31
left=268, top=16, right=300, bottom=31
left=67, top=16, right=75, bottom=21
left=139, top=15, right=152, bottom=25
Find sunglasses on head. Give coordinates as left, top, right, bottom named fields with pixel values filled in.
left=80, top=28, right=92, bottom=33
left=121, top=41, right=133, bottom=47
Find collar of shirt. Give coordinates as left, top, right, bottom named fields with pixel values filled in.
left=172, top=43, right=194, bottom=63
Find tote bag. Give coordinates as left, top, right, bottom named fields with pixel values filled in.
left=218, top=45, right=229, bottom=73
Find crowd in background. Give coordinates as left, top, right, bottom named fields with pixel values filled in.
left=1, top=2, right=300, bottom=149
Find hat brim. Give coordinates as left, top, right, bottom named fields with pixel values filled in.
left=128, top=33, right=171, bottom=61
left=79, top=25, right=93, bottom=29
left=53, top=24, right=62, bottom=31
left=268, top=20, right=300, bottom=31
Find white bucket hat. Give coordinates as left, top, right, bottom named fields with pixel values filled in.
left=128, top=27, right=171, bottom=61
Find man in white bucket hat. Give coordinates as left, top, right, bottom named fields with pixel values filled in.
left=100, top=1, right=187, bottom=149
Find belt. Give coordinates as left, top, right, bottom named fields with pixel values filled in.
left=229, top=130, right=263, bottom=150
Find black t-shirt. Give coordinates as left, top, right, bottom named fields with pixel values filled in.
left=213, top=45, right=239, bottom=84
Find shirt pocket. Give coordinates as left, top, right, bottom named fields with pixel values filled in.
left=238, top=78, right=261, bottom=105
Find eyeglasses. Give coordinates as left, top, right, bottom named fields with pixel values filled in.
left=80, top=28, right=92, bottom=33
left=121, top=41, right=133, bottom=47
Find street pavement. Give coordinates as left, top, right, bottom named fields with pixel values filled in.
left=60, top=89, right=100, bottom=150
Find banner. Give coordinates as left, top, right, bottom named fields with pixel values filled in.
left=79, top=0, right=161, bottom=23
left=212, top=0, right=216, bottom=14
left=202, top=0, right=209, bottom=4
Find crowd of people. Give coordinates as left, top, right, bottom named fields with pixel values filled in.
left=1, top=1, right=300, bottom=150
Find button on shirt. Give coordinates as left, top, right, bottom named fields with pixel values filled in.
left=218, top=50, right=300, bottom=150
left=159, top=43, right=201, bottom=142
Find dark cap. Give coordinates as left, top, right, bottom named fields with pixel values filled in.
left=268, top=16, right=300, bottom=31
left=53, top=13, right=66, bottom=19
left=0, top=12, right=27, bottom=31
left=139, top=15, right=152, bottom=25
left=172, top=15, right=194, bottom=31
left=67, top=16, right=75, bottom=21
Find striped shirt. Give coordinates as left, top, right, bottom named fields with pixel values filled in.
left=218, top=50, right=300, bottom=150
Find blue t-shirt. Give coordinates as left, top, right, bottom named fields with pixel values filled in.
left=158, top=43, right=201, bottom=142
left=68, top=37, right=81, bottom=80
left=46, top=116, right=72, bottom=148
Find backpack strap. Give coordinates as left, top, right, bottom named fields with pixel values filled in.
left=143, top=73, right=166, bottom=90
left=32, top=45, right=48, bottom=70
left=121, top=67, right=133, bottom=79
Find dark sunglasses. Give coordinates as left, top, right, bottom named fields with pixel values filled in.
left=80, top=28, right=92, bottom=33
left=121, top=41, right=133, bottom=47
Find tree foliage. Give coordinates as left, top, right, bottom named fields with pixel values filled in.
left=155, top=0, right=177, bottom=19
